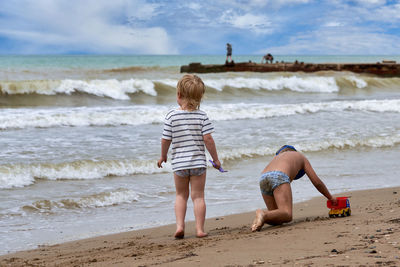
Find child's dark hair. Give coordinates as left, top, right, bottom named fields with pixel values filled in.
left=276, top=145, right=297, bottom=155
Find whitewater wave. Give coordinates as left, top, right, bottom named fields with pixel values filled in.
left=0, top=79, right=158, bottom=100
left=1, top=99, right=399, bottom=130
left=1, top=75, right=394, bottom=100
left=204, top=76, right=341, bottom=92
left=0, top=158, right=172, bottom=189
left=218, top=134, right=400, bottom=161
left=206, top=99, right=400, bottom=121
left=1, top=133, right=399, bottom=189
left=23, top=188, right=140, bottom=212
left=0, top=106, right=168, bottom=129
left=56, top=79, right=158, bottom=100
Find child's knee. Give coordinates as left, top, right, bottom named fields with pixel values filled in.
left=176, top=191, right=189, bottom=200
left=191, top=191, right=204, bottom=201
left=282, top=211, right=292, bottom=223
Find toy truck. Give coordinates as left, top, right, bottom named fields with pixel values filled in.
left=327, top=197, right=351, bottom=217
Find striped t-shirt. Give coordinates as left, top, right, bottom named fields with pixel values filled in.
left=162, top=108, right=214, bottom=171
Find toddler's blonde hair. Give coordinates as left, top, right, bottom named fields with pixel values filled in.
left=177, top=74, right=205, bottom=111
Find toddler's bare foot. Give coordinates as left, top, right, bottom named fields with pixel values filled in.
left=251, top=209, right=265, bottom=232
left=196, top=231, right=208, bottom=238
left=174, top=228, right=185, bottom=239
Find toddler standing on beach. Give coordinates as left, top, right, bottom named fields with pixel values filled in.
left=157, top=74, right=221, bottom=238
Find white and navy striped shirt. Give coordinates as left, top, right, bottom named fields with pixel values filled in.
left=162, top=109, right=214, bottom=171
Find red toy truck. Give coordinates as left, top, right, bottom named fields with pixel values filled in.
left=327, top=197, right=351, bottom=217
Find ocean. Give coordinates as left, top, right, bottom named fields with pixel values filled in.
left=1, top=54, right=400, bottom=255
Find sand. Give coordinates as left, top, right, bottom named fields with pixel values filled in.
left=1, top=187, right=399, bottom=266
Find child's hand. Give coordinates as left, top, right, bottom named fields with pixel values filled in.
left=212, top=159, right=221, bottom=170
left=330, top=197, right=338, bottom=206
left=157, top=157, right=167, bottom=168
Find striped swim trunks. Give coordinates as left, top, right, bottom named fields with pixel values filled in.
left=259, top=171, right=290, bottom=196
left=175, top=167, right=207, bottom=178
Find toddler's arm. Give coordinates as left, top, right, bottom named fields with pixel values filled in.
left=157, top=138, right=171, bottom=168
left=203, top=133, right=221, bottom=169
left=304, top=157, right=336, bottom=204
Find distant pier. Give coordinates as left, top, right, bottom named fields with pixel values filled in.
left=180, top=61, right=400, bottom=76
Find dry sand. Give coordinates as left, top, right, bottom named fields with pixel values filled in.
left=1, top=187, right=400, bottom=266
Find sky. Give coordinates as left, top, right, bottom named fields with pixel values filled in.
left=0, top=0, right=399, bottom=55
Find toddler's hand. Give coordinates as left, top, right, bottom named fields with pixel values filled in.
left=330, top=197, right=338, bottom=206
left=157, top=157, right=166, bottom=168
left=212, top=159, right=221, bottom=170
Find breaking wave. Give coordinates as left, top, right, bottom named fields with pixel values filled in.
left=0, top=79, right=158, bottom=100
left=0, top=99, right=399, bottom=130
left=23, top=188, right=140, bottom=212
left=1, top=75, right=398, bottom=100
left=1, top=133, right=399, bottom=189
left=204, top=76, right=342, bottom=92
left=0, top=106, right=167, bottom=129
left=218, top=133, right=400, bottom=160
left=0, top=158, right=171, bottom=189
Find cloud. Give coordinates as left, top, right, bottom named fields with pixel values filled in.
left=271, top=0, right=312, bottom=4
left=351, top=0, right=387, bottom=5
left=0, top=0, right=177, bottom=54
left=219, top=10, right=273, bottom=34
left=324, top=22, right=345, bottom=27
left=0, top=0, right=399, bottom=55
left=255, top=0, right=400, bottom=55
left=263, top=26, right=400, bottom=55
left=186, top=2, right=202, bottom=10
left=329, top=0, right=399, bottom=25
left=368, top=2, right=400, bottom=23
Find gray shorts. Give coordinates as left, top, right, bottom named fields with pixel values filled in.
left=175, top=167, right=206, bottom=178
left=259, top=171, right=290, bottom=196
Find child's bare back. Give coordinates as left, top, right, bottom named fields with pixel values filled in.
left=252, top=145, right=336, bottom=232
left=262, top=151, right=305, bottom=181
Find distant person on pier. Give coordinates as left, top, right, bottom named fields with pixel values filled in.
left=261, top=53, right=274, bottom=64
left=226, top=43, right=233, bottom=64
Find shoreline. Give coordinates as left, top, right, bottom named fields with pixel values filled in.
left=1, top=186, right=400, bottom=266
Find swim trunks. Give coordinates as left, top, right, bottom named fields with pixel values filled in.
left=175, top=167, right=206, bottom=178
left=259, top=171, right=290, bottom=196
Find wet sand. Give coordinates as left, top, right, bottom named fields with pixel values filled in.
left=1, top=187, right=400, bottom=266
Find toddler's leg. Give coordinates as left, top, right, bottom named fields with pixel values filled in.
left=190, top=172, right=207, bottom=237
left=174, top=173, right=190, bottom=238
left=252, top=183, right=293, bottom=232
left=251, top=194, right=278, bottom=231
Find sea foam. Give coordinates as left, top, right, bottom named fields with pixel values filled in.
left=0, top=99, right=399, bottom=130
left=23, top=189, right=141, bottom=212
left=56, top=79, right=157, bottom=100
left=0, top=75, right=374, bottom=99
left=0, top=79, right=157, bottom=100
left=0, top=159, right=172, bottom=189
left=1, top=133, right=399, bottom=189
left=204, top=76, right=340, bottom=92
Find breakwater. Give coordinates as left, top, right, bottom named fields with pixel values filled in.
left=181, top=61, right=400, bottom=76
